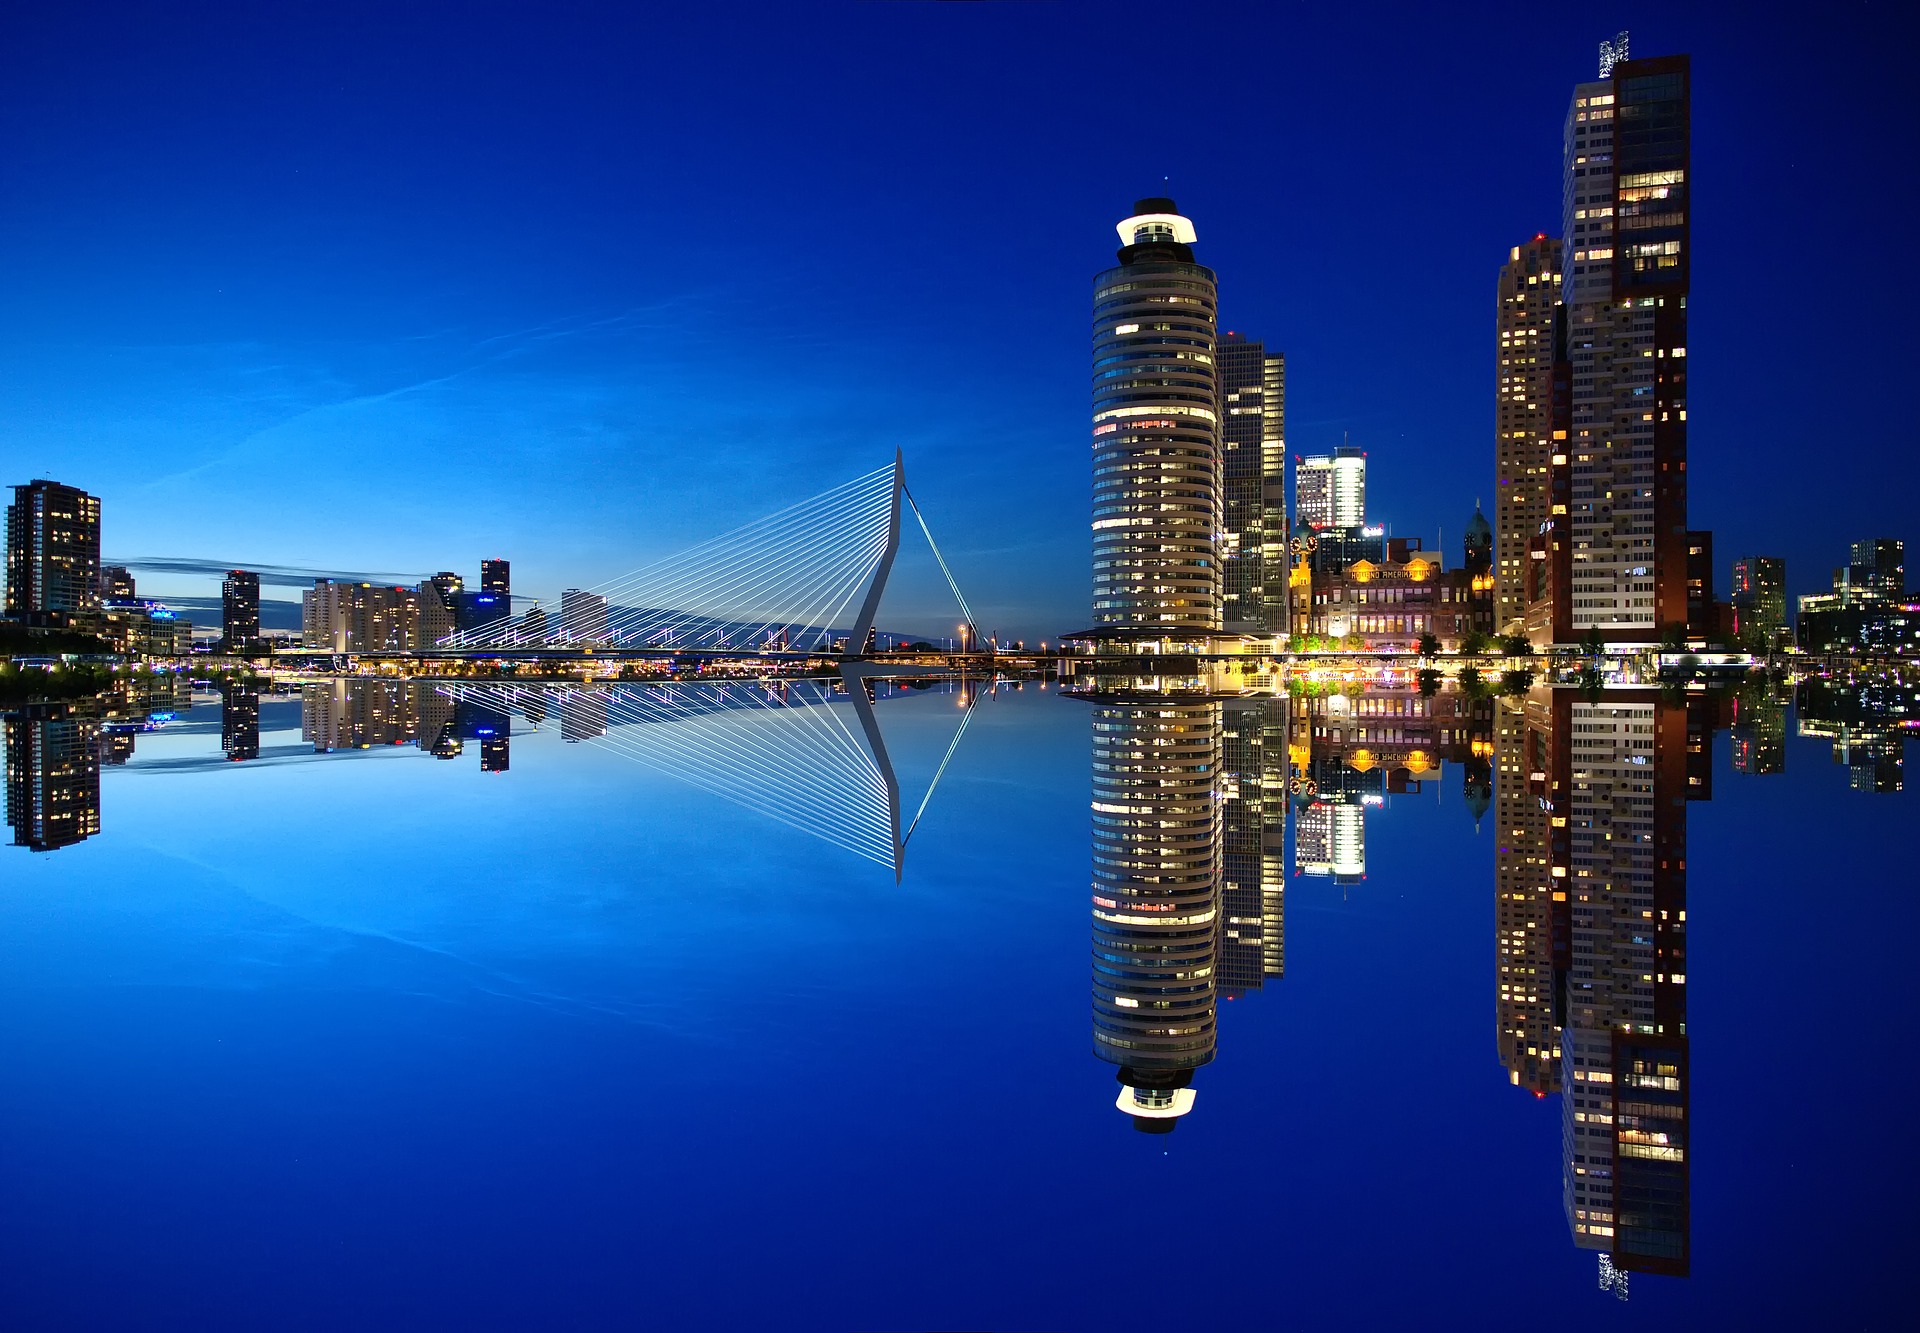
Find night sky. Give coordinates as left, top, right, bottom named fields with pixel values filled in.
left=3, top=1, right=1914, bottom=641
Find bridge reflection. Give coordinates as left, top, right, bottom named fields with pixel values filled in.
left=5, top=670, right=991, bottom=874
left=441, top=669, right=937, bottom=873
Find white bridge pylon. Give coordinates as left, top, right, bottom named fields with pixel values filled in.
left=438, top=451, right=976, bottom=655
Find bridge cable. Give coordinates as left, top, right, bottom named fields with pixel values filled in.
left=903, top=487, right=980, bottom=641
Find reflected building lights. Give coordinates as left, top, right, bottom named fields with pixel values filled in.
left=221, top=684, right=261, bottom=762
left=1088, top=692, right=1220, bottom=1131
left=1500, top=689, right=1698, bottom=1282
left=4, top=704, right=103, bottom=851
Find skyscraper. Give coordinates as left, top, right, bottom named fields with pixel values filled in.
left=1218, top=333, right=1287, bottom=637
left=1558, top=693, right=1691, bottom=1278
left=560, top=587, right=610, bottom=644
left=4, top=705, right=103, bottom=851
left=416, top=578, right=455, bottom=650
left=1492, top=692, right=1566, bottom=1094
left=1089, top=696, right=1220, bottom=1131
left=1685, top=531, right=1714, bottom=639
left=5, top=479, right=102, bottom=627
left=302, top=581, right=423, bottom=653
left=1730, top=675, right=1786, bottom=776
left=1218, top=697, right=1285, bottom=995
left=1494, top=235, right=1564, bottom=633
left=481, top=559, right=510, bottom=597
left=1088, top=198, right=1221, bottom=647
left=1295, top=446, right=1365, bottom=531
left=1729, top=555, right=1786, bottom=653
left=1845, top=539, right=1904, bottom=601
left=1535, top=41, right=1693, bottom=645
left=222, top=569, right=260, bottom=651
left=221, top=684, right=261, bottom=762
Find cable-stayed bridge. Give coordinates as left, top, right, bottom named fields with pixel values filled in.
left=436, top=665, right=988, bottom=878
left=436, top=452, right=979, bottom=658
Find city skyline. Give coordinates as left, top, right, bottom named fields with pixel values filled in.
left=5, top=7, right=1917, bottom=1325
left=3, top=5, right=1912, bottom=642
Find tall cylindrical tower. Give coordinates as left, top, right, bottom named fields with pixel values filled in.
left=1090, top=698, right=1221, bottom=1131
left=1091, top=199, right=1221, bottom=645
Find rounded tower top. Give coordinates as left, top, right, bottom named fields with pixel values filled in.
left=1115, top=199, right=1198, bottom=247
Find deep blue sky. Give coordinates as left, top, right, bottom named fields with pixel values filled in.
left=3, top=1, right=1914, bottom=640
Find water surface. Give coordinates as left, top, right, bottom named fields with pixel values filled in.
left=0, top=675, right=1907, bottom=1328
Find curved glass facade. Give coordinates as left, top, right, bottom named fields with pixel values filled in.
left=1090, top=203, right=1221, bottom=640
left=1089, top=698, right=1220, bottom=1128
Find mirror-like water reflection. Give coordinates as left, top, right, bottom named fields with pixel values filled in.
left=1, top=668, right=1911, bottom=1325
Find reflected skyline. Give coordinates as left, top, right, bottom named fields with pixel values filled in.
left=1073, top=673, right=1832, bottom=1294
left=6, top=666, right=1915, bottom=1311
left=3, top=672, right=990, bottom=870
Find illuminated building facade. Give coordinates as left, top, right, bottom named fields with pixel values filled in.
left=221, top=685, right=261, bottom=762
left=303, top=580, right=462, bottom=652
left=1302, top=539, right=1490, bottom=653
left=1536, top=42, right=1695, bottom=646
left=4, top=704, right=103, bottom=851
left=301, top=680, right=452, bottom=752
left=1286, top=517, right=1317, bottom=639
left=1558, top=693, right=1691, bottom=1277
left=1493, top=692, right=1566, bottom=1094
left=303, top=580, right=424, bottom=653
left=1729, top=556, right=1786, bottom=653
left=5, top=479, right=102, bottom=628
left=1219, top=697, right=1285, bottom=994
left=1798, top=674, right=1912, bottom=793
left=481, top=559, right=510, bottom=597
left=1495, top=237, right=1565, bottom=632
left=1294, top=795, right=1364, bottom=885
left=1295, top=446, right=1365, bottom=531
left=1089, top=696, right=1220, bottom=1131
left=1089, top=198, right=1221, bottom=647
left=1730, top=678, right=1786, bottom=776
left=1843, top=539, right=1905, bottom=600
left=1218, top=334, right=1287, bottom=637
left=1797, top=538, right=1915, bottom=655
left=222, top=569, right=260, bottom=650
